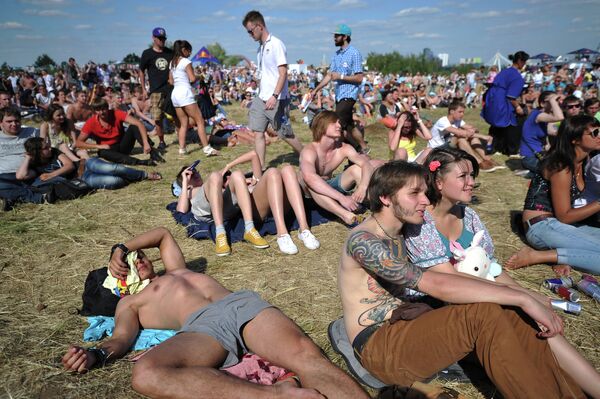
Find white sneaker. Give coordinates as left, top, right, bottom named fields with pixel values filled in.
left=178, top=147, right=188, bottom=155
left=298, top=229, right=320, bottom=250
left=277, top=234, right=298, bottom=255
left=203, top=145, right=218, bottom=156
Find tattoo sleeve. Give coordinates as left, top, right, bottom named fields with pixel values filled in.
left=346, top=230, right=423, bottom=289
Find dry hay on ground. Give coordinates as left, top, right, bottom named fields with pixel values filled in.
left=0, top=106, right=598, bottom=399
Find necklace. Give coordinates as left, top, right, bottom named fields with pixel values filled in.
left=372, top=214, right=401, bottom=244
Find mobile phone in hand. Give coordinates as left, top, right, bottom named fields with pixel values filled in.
left=188, top=160, right=201, bottom=171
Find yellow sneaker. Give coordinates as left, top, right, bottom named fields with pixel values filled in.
left=243, top=228, right=269, bottom=249
left=215, top=233, right=231, bottom=256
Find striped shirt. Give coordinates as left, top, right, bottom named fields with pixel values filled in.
left=330, top=45, right=363, bottom=101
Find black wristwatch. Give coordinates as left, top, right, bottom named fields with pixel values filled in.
left=272, top=92, right=279, bottom=98
left=110, top=243, right=129, bottom=261
left=88, top=347, right=109, bottom=368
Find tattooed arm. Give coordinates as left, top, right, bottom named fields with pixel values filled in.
left=347, top=230, right=564, bottom=337
left=346, top=230, right=423, bottom=289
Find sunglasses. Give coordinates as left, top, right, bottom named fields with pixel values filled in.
left=588, top=128, right=600, bottom=138
left=567, top=104, right=581, bottom=109
left=246, top=25, right=257, bottom=34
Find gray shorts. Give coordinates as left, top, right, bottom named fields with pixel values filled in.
left=178, top=290, right=273, bottom=368
left=248, top=97, right=294, bottom=138
left=190, top=185, right=239, bottom=223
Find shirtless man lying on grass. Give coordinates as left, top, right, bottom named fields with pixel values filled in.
left=62, top=227, right=367, bottom=399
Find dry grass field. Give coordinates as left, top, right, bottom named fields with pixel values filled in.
left=0, top=105, right=598, bottom=399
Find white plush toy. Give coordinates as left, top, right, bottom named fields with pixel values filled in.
left=449, top=231, right=503, bottom=281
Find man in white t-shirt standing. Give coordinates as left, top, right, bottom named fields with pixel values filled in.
left=429, top=100, right=504, bottom=172
left=242, top=10, right=303, bottom=168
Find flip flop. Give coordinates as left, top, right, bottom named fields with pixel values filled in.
left=327, top=318, right=389, bottom=389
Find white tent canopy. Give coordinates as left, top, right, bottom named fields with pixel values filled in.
left=486, top=51, right=511, bottom=71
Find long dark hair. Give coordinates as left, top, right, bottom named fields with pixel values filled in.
left=542, top=114, right=599, bottom=175
left=398, top=111, right=418, bottom=139
left=171, top=40, right=192, bottom=69
left=44, top=104, right=68, bottom=133
left=508, top=51, right=529, bottom=64
left=423, top=147, right=479, bottom=206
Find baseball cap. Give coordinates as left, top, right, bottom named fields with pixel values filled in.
left=333, top=24, right=352, bottom=36
left=152, top=27, right=167, bottom=38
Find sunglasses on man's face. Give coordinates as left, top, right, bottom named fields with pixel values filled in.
left=567, top=104, right=581, bottom=109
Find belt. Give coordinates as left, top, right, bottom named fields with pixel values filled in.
left=336, top=97, right=355, bottom=103
left=523, top=214, right=553, bottom=232
left=352, top=323, right=381, bottom=362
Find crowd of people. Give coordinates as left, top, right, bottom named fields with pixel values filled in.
left=2, top=8, right=600, bottom=399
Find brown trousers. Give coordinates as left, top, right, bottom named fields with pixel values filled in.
left=360, top=303, right=584, bottom=399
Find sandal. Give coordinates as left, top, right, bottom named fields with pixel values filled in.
left=146, top=172, right=162, bottom=181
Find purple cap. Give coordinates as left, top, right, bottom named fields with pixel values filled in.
left=152, top=27, right=167, bottom=38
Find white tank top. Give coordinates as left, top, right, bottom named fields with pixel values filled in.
left=171, top=58, right=192, bottom=89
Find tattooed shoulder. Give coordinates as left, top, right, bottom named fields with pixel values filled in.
left=346, top=230, right=423, bottom=289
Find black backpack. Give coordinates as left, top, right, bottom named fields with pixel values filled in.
left=53, top=178, right=94, bottom=201
left=79, top=267, right=120, bottom=317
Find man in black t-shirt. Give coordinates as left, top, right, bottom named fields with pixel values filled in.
left=139, top=27, right=172, bottom=150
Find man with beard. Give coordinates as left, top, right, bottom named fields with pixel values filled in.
left=337, top=160, right=590, bottom=398
left=310, top=24, right=368, bottom=154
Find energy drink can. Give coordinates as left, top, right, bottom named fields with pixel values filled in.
left=550, top=300, right=582, bottom=315
left=554, top=286, right=580, bottom=302
left=576, top=279, right=600, bottom=303
left=559, top=276, right=574, bottom=288
left=543, top=278, right=563, bottom=291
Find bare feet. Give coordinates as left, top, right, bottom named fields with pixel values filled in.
left=146, top=172, right=162, bottom=181
left=552, top=264, right=572, bottom=277
left=505, top=246, right=556, bottom=270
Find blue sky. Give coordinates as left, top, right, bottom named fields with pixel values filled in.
left=1, top=0, right=599, bottom=68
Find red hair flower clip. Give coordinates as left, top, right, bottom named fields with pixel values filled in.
left=429, top=160, right=441, bottom=172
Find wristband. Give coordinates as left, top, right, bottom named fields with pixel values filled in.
left=272, top=93, right=279, bottom=98
left=340, top=73, right=345, bottom=80
left=416, top=119, right=422, bottom=124
left=110, top=243, right=129, bottom=261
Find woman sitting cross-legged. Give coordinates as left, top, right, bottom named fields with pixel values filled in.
left=403, top=147, right=600, bottom=398
left=16, top=137, right=161, bottom=191
left=176, top=150, right=319, bottom=256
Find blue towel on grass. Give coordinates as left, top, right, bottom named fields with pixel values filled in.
left=84, top=316, right=176, bottom=350
left=166, top=199, right=337, bottom=243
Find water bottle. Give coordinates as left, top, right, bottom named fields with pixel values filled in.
left=280, top=114, right=293, bottom=138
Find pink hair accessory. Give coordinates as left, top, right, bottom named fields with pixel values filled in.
left=429, top=160, right=441, bottom=172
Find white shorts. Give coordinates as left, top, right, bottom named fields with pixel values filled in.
left=171, top=86, right=196, bottom=108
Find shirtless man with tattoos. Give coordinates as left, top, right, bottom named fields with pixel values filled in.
left=338, top=160, right=594, bottom=399
left=62, top=227, right=367, bottom=399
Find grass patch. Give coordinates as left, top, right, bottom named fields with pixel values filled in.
left=1, top=106, right=598, bottom=398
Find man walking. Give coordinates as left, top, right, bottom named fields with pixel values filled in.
left=242, top=10, right=303, bottom=168
left=311, top=24, right=368, bottom=153
left=139, top=27, right=171, bottom=151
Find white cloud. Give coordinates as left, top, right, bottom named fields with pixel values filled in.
left=16, top=34, right=43, bottom=39
left=395, top=7, right=441, bottom=17
left=24, top=8, right=71, bottom=16
left=571, top=17, right=583, bottom=22
left=19, top=0, right=67, bottom=5
left=0, top=21, right=28, bottom=29
left=486, top=20, right=532, bottom=31
left=75, top=24, right=92, bottom=29
left=335, top=0, right=367, bottom=7
left=407, top=32, right=442, bottom=39
left=465, top=10, right=502, bottom=18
